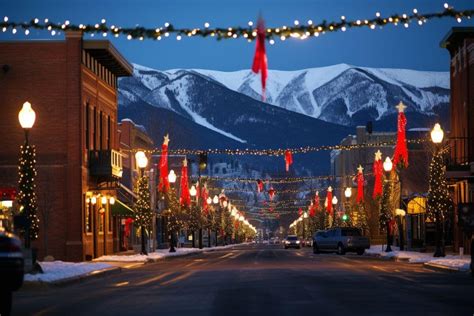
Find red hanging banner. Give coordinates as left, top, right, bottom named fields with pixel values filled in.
left=180, top=158, right=191, bottom=207
left=251, top=16, right=268, bottom=101
left=284, top=150, right=293, bottom=172
left=356, top=165, right=365, bottom=204
left=393, top=102, right=409, bottom=168
left=373, top=150, right=383, bottom=199
left=157, top=134, right=170, bottom=193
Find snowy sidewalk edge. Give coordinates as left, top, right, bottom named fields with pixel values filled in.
left=22, top=266, right=121, bottom=288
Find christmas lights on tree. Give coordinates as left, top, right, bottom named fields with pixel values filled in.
left=134, top=174, right=152, bottom=254
left=18, top=144, right=40, bottom=244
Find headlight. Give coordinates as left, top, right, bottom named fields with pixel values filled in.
left=296, top=240, right=300, bottom=244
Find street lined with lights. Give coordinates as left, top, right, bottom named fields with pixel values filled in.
left=13, top=244, right=474, bottom=315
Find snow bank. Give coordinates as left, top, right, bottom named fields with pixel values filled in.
left=94, top=243, right=247, bottom=263
left=366, top=245, right=471, bottom=270
left=24, top=261, right=113, bottom=283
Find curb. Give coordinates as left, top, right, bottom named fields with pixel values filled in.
left=21, top=266, right=122, bottom=290
left=423, top=262, right=469, bottom=274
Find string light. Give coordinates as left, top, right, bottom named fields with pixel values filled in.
left=122, top=138, right=428, bottom=156
left=0, top=6, right=470, bottom=41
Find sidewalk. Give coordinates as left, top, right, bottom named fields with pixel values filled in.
left=22, top=243, right=249, bottom=287
left=365, top=245, right=472, bottom=273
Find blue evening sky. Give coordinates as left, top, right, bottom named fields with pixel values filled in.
left=1, top=0, right=473, bottom=71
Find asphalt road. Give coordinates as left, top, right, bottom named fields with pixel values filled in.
left=12, top=244, right=474, bottom=316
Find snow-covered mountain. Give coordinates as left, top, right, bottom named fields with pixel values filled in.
left=120, top=63, right=449, bottom=127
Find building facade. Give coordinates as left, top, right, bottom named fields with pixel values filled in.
left=0, top=32, right=132, bottom=261
left=441, top=27, right=474, bottom=254
left=331, top=126, right=432, bottom=248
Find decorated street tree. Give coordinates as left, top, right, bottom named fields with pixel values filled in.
left=427, top=145, right=452, bottom=257
left=134, top=173, right=152, bottom=255
left=165, top=187, right=183, bottom=252
left=355, top=203, right=369, bottom=236
left=379, top=171, right=393, bottom=251
left=222, top=208, right=234, bottom=245
left=18, top=143, right=40, bottom=247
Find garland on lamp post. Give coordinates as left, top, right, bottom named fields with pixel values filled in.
left=427, top=124, right=451, bottom=257
left=134, top=173, right=152, bottom=255
left=18, top=143, right=40, bottom=246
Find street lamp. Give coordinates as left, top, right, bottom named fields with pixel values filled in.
left=213, top=195, right=219, bottom=204
left=344, top=188, right=352, bottom=227
left=431, top=123, right=446, bottom=257
left=382, top=156, right=393, bottom=252
left=190, top=185, right=197, bottom=197
left=431, top=123, right=444, bottom=144
left=18, top=101, right=37, bottom=250
left=168, top=170, right=177, bottom=184
left=135, top=151, right=149, bottom=255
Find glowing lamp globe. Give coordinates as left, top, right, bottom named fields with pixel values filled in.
left=189, top=185, right=197, bottom=197
left=332, top=196, right=338, bottom=205
left=206, top=197, right=212, bottom=205
left=383, top=157, right=393, bottom=172
left=109, top=197, right=115, bottom=205
left=19, top=101, right=36, bottom=129
left=135, top=151, right=148, bottom=169
left=303, top=212, right=308, bottom=218
left=431, top=123, right=444, bottom=144
left=168, top=170, right=177, bottom=184
left=91, top=196, right=97, bottom=205
left=213, top=195, right=219, bottom=204
left=395, top=208, right=406, bottom=217
left=344, top=187, right=352, bottom=198
left=101, top=196, right=107, bottom=204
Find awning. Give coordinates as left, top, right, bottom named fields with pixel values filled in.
left=111, top=199, right=134, bottom=216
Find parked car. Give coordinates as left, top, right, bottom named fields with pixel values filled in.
left=303, top=238, right=313, bottom=247
left=312, top=227, right=370, bottom=255
left=0, top=230, right=24, bottom=316
left=284, top=235, right=301, bottom=249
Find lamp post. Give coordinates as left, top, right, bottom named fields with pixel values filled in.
left=383, top=156, right=393, bottom=252
left=168, top=169, right=177, bottom=253
left=18, top=101, right=37, bottom=250
left=430, top=123, right=446, bottom=257
left=135, top=151, right=149, bottom=255
left=189, top=185, right=198, bottom=248
left=332, top=196, right=338, bottom=227
left=344, top=187, right=352, bottom=227
left=303, top=211, right=308, bottom=242
left=213, top=195, right=219, bottom=246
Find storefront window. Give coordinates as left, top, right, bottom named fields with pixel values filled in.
left=85, top=199, right=92, bottom=234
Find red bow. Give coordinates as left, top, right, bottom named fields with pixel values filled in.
left=284, top=150, right=293, bottom=172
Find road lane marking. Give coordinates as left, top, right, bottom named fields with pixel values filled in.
left=114, top=281, right=129, bottom=287
left=219, top=252, right=235, bottom=259
left=160, top=271, right=194, bottom=286
left=135, top=271, right=175, bottom=286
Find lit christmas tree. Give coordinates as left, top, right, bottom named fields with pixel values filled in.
left=355, top=204, right=369, bottom=235
left=427, top=149, right=452, bottom=257
left=18, top=144, right=40, bottom=245
left=379, top=173, right=393, bottom=251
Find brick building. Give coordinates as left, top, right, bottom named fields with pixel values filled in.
left=331, top=126, right=432, bottom=248
left=0, top=32, right=132, bottom=261
left=441, top=27, right=474, bottom=253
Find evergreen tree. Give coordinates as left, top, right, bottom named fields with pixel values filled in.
left=18, top=144, right=40, bottom=245
left=379, top=177, right=393, bottom=228
left=134, top=174, right=152, bottom=254
left=427, top=150, right=452, bottom=256
left=355, top=203, right=369, bottom=235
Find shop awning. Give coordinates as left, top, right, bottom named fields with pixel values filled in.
left=111, top=199, right=134, bottom=216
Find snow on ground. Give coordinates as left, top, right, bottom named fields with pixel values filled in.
left=94, top=244, right=246, bottom=263
left=428, top=258, right=472, bottom=272
left=24, top=261, right=113, bottom=283
left=366, top=245, right=471, bottom=270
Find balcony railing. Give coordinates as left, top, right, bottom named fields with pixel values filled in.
left=89, top=149, right=123, bottom=180
left=446, top=137, right=473, bottom=172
